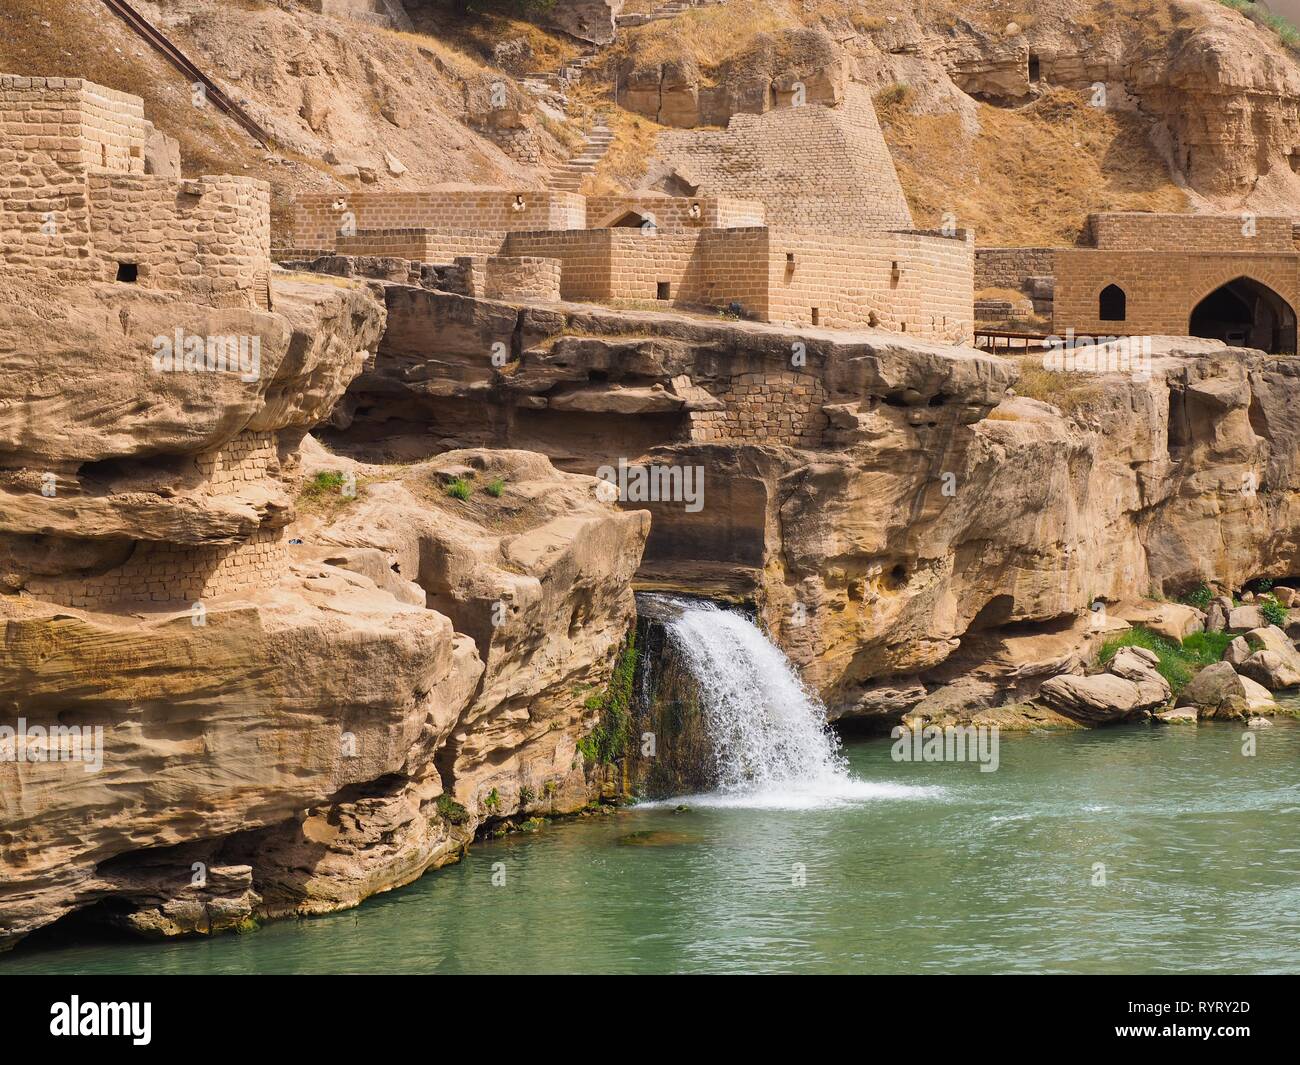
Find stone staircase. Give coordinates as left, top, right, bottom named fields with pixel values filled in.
left=523, top=2, right=726, bottom=191
left=549, top=118, right=614, bottom=191
left=615, top=0, right=726, bottom=30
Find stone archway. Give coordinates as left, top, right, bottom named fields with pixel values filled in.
left=1189, top=276, right=1297, bottom=354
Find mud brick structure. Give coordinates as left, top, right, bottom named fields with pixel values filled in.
left=0, top=75, right=271, bottom=308
left=25, top=431, right=289, bottom=608
left=1052, top=212, right=1300, bottom=353
left=283, top=83, right=974, bottom=343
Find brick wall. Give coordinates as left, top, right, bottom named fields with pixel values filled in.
left=975, top=247, right=1056, bottom=290
left=287, top=189, right=587, bottom=253
left=87, top=173, right=271, bottom=306
left=1086, top=212, right=1296, bottom=252
left=485, top=255, right=562, bottom=300
left=1053, top=248, right=1300, bottom=337
left=651, top=83, right=914, bottom=233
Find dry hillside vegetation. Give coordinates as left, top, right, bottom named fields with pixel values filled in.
left=877, top=89, right=1190, bottom=246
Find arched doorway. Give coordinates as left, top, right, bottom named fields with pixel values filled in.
left=1189, top=276, right=1297, bottom=354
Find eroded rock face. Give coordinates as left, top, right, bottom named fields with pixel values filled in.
left=326, top=282, right=1300, bottom=726
left=0, top=275, right=649, bottom=948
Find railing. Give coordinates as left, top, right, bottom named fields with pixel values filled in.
left=100, top=0, right=273, bottom=148
left=973, top=328, right=1051, bottom=352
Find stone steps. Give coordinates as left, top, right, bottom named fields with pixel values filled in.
left=549, top=119, right=614, bottom=190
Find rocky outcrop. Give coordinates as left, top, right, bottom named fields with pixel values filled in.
left=0, top=274, right=649, bottom=949
left=1175, top=659, right=1278, bottom=719
left=1036, top=647, right=1171, bottom=724
left=324, top=278, right=1300, bottom=726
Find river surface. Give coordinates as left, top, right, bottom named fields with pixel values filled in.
left=5, top=720, right=1298, bottom=974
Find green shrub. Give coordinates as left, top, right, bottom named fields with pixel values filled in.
left=1261, top=596, right=1288, bottom=628
left=1179, top=582, right=1214, bottom=611
left=435, top=794, right=469, bottom=825
left=486, top=477, right=506, bottom=498
left=518, top=784, right=535, bottom=806
left=577, top=632, right=638, bottom=765
left=446, top=476, right=473, bottom=501
left=484, top=787, right=501, bottom=813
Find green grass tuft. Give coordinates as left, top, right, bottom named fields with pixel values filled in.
left=486, top=477, right=506, bottom=498
left=446, top=476, right=473, bottom=501
left=577, top=632, right=638, bottom=765
left=1098, top=626, right=1227, bottom=693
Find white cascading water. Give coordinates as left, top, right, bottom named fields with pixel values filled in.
left=660, top=598, right=940, bottom=809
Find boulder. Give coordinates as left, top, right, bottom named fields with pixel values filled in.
left=1225, top=635, right=1252, bottom=666
left=1274, top=587, right=1297, bottom=607
left=1116, top=602, right=1204, bottom=641
left=1108, top=645, right=1164, bottom=684
left=1037, top=672, right=1167, bottom=724
left=1205, top=602, right=1227, bottom=633
left=1239, top=650, right=1300, bottom=690
left=1227, top=605, right=1266, bottom=632
left=1155, top=707, right=1198, bottom=725
left=1238, top=674, right=1278, bottom=713
left=1238, top=626, right=1300, bottom=689
left=1176, top=661, right=1254, bottom=719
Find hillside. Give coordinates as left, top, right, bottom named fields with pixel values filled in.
left=4, top=0, right=1300, bottom=245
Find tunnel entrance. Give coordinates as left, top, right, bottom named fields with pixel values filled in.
left=1189, top=276, right=1296, bottom=354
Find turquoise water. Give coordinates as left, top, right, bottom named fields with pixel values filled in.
left=4, top=721, right=1298, bottom=974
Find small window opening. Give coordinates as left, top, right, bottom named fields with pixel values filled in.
left=1099, top=284, right=1126, bottom=321
left=811, top=307, right=820, bottom=325
left=116, top=262, right=139, bottom=283
left=1028, top=55, right=1041, bottom=84
left=656, top=281, right=671, bottom=300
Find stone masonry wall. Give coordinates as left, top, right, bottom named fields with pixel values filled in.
left=1086, top=212, right=1296, bottom=252
left=26, top=431, right=288, bottom=608
left=336, top=228, right=505, bottom=261
left=503, top=225, right=972, bottom=339
left=287, top=189, right=587, bottom=254
left=1053, top=248, right=1300, bottom=337
left=0, top=76, right=149, bottom=282
left=689, top=370, right=829, bottom=447
left=766, top=229, right=974, bottom=342
left=975, top=247, right=1056, bottom=291
left=650, top=83, right=914, bottom=233
left=584, top=194, right=766, bottom=230
left=485, top=256, right=562, bottom=300
left=87, top=173, right=271, bottom=307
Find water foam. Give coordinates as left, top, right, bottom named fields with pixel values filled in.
left=650, top=597, right=944, bottom=809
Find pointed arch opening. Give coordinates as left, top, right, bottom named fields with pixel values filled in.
left=1190, top=277, right=1296, bottom=354
left=1098, top=283, right=1126, bottom=321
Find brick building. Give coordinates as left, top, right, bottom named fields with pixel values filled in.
left=1052, top=213, right=1300, bottom=353
left=0, top=74, right=271, bottom=309
left=284, top=87, right=975, bottom=344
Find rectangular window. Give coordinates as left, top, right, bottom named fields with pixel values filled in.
left=656, top=281, right=671, bottom=300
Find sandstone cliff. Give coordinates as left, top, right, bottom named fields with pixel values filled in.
left=0, top=270, right=648, bottom=948
left=323, top=277, right=1300, bottom=726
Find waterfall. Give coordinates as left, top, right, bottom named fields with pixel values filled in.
left=649, top=596, right=936, bottom=809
